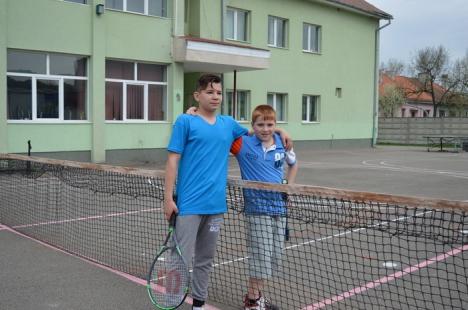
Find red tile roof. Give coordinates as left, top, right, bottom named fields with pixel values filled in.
left=327, top=0, right=392, bottom=19
left=380, top=73, right=446, bottom=103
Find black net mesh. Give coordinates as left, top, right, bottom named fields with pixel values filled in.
left=1, top=156, right=467, bottom=310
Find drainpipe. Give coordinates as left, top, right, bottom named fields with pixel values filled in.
left=372, top=18, right=391, bottom=147
left=221, top=0, right=226, bottom=41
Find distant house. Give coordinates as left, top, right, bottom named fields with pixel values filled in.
left=379, top=73, right=449, bottom=118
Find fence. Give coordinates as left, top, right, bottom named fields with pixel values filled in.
left=378, top=118, right=468, bottom=145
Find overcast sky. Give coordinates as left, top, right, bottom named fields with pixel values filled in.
left=366, top=0, right=468, bottom=66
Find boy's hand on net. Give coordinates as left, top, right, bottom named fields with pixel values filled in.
left=164, top=199, right=178, bottom=221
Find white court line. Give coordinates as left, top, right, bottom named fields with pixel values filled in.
left=305, top=244, right=468, bottom=309
left=213, top=211, right=432, bottom=268
left=11, top=208, right=160, bottom=229
left=361, top=160, right=468, bottom=179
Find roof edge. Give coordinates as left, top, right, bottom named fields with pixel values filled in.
left=316, top=0, right=393, bottom=20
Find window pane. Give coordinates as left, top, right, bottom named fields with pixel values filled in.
left=37, top=79, right=59, bottom=119
left=149, top=0, right=166, bottom=17
left=106, top=60, right=134, bottom=79
left=267, top=93, right=274, bottom=106
left=309, top=96, right=317, bottom=121
left=226, top=9, right=235, bottom=39
left=237, top=91, right=248, bottom=121
left=148, top=85, right=166, bottom=120
left=226, top=91, right=234, bottom=116
left=268, top=16, right=275, bottom=45
left=7, top=50, right=46, bottom=74
left=303, top=24, right=309, bottom=50
left=277, top=19, right=285, bottom=47
left=302, top=96, right=307, bottom=121
left=310, top=25, right=318, bottom=52
left=127, top=84, right=144, bottom=119
left=105, top=0, right=123, bottom=10
left=64, top=79, right=87, bottom=120
left=276, top=94, right=284, bottom=121
left=237, top=11, right=247, bottom=41
left=7, top=76, right=32, bottom=120
left=50, top=54, right=87, bottom=76
left=127, top=0, right=145, bottom=13
left=137, top=63, right=165, bottom=82
left=105, top=82, right=123, bottom=120
left=64, top=0, right=87, bottom=4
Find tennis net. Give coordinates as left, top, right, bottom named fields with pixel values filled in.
left=1, top=154, right=467, bottom=309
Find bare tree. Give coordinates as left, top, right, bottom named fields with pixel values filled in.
left=380, top=58, right=406, bottom=77
left=410, top=46, right=463, bottom=117
left=448, top=51, right=468, bottom=116
left=379, top=84, right=405, bottom=117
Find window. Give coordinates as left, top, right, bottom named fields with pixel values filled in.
left=105, top=0, right=167, bottom=17
left=225, top=90, right=250, bottom=121
left=267, top=93, right=287, bottom=122
left=7, top=50, right=87, bottom=121
left=226, top=8, right=249, bottom=41
left=64, top=0, right=87, bottom=3
left=439, top=110, right=446, bottom=118
left=268, top=16, right=287, bottom=48
left=335, top=88, right=342, bottom=98
left=303, top=23, right=321, bottom=53
left=302, top=95, right=319, bottom=122
left=105, top=60, right=167, bottom=121
left=401, top=108, right=406, bottom=117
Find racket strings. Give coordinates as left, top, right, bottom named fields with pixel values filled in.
left=149, top=247, right=190, bottom=308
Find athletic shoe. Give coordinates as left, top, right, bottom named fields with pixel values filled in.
left=243, top=294, right=279, bottom=310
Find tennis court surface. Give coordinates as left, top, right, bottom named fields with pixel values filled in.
left=1, top=150, right=467, bottom=309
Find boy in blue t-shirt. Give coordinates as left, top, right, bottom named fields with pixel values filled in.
left=231, top=105, right=298, bottom=310
left=165, top=75, right=290, bottom=310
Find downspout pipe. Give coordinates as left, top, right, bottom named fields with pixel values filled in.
left=372, top=18, right=391, bottom=147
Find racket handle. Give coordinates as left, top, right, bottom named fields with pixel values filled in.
left=169, top=213, right=177, bottom=227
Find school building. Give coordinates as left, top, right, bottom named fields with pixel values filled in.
left=0, top=0, right=392, bottom=163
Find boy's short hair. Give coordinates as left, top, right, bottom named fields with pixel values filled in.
left=251, top=105, right=276, bottom=124
left=196, top=74, right=222, bottom=91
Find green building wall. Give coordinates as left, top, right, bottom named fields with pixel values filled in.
left=1, top=0, right=382, bottom=162
left=220, top=0, right=378, bottom=143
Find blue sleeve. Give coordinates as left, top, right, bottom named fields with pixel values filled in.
left=167, top=115, right=189, bottom=154
left=230, top=117, right=248, bottom=139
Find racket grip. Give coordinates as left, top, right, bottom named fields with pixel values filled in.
left=169, top=213, right=177, bottom=227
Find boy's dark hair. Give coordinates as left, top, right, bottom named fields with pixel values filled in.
left=196, top=74, right=222, bottom=91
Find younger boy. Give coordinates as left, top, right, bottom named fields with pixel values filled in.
left=230, top=105, right=298, bottom=310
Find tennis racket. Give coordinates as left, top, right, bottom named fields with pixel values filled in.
left=147, top=213, right=190, bottom=309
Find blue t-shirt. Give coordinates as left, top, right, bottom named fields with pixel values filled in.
left=234, top=133, right=297, bottom=215
left=168, top=114, right=248, bottom=215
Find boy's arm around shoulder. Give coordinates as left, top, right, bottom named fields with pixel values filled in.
left=275, top=128, right=293, bottom=151
left=164, top=152, right=180, bottom=220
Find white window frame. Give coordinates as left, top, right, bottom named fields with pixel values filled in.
left=105, top=61, right=168, bottom=123
left=267, top=92, right=287, bottom=122
left=62, top=0, right=87, bottom=4
left=226, top=7, right=249, bottom=42
left=302, top=95, right=320, bottom=123
left=7, top=53, right=88, bottom=123
left=106, top=0, right=167, bottom=17
left=303, top=23, right=321, bottom=53
left=225, top=89, right=250, bottom=122
left=268, top=16, right=287, bottom=48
